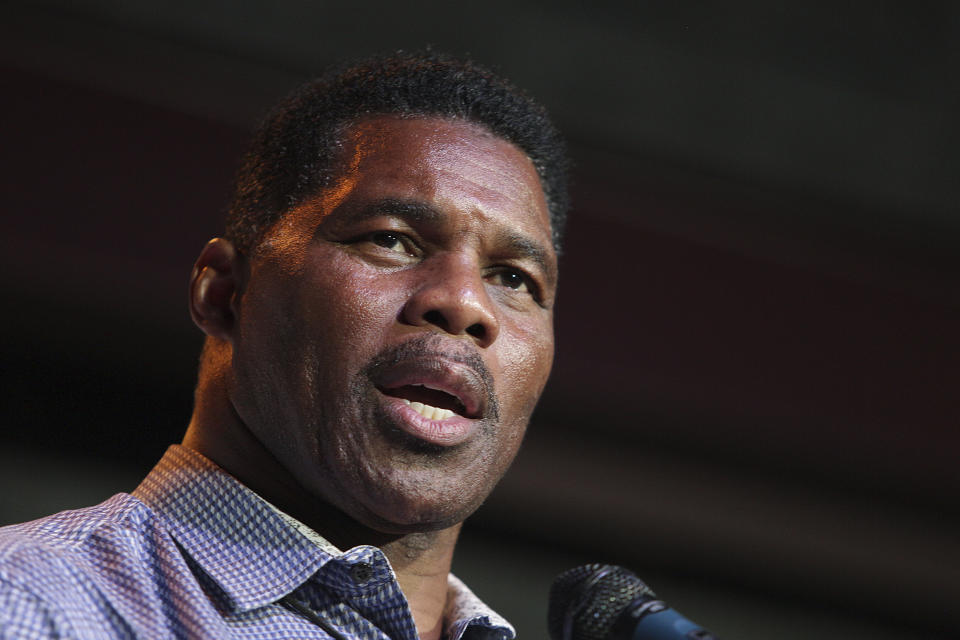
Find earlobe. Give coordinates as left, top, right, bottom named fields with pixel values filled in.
left=189, top=238, right=243, bottom=341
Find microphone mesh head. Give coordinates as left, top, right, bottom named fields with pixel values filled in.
left=547, top=564, right=655, bottom=640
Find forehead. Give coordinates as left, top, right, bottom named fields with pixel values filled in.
left=330, top=116, right=553, bottom=243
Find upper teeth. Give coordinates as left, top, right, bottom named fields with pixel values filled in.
left=401, top=398, right=455, bottom=421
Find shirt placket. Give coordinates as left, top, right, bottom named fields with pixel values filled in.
left=293, top=548, right=420, bottom=640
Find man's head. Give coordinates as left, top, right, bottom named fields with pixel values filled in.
left=188, top=53, right=569, bottom=538
left=226, top=51, right=569, bottom=255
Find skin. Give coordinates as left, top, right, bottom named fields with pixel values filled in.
left=184, top=116, right=557, bottom=640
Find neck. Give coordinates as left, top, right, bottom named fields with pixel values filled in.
left=183, top=363, right=460, bottom=640
left=381, top=527, right=461, bottom=640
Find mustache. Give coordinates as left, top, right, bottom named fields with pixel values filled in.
left=363, top=334, right=499, bottom=419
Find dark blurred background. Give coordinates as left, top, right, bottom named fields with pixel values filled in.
left=1, top=2, right=957, bottom=638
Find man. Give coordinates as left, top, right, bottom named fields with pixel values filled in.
left=0, top=52, right=568, bottom=639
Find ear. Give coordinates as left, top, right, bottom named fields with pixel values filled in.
left=189, top=238, right=244, bottom=342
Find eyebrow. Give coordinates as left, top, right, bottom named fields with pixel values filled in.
left=354, top=198, right=445, bottom=225
left=352, top=197, right=557, bottom=287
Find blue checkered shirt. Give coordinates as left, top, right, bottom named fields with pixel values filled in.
left=0, top=446, right=515, bottom=640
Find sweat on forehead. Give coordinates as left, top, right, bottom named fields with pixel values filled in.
left=224, top=51, right=570, bottom=255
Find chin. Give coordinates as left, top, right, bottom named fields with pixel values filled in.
left=337, top=444, right=500, bottom=535
left=358, top=497, right=475, bottom=535
left=351, top=479, right=486, bottom=535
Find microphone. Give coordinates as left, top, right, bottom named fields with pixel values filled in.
left=548, top=564, right=720, bottom=640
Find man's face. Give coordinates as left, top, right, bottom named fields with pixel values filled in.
left=228, top=116, right=557, bottom=533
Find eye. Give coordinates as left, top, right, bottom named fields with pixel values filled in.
left=346, top=229, right=419, bottom=264
left=357, top=230, right=421, bottom=258
left=368, top=231, right=406, bottom=252
left=491, top=268, right=532, bottom=294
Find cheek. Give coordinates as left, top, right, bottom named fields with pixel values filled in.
left=300, top=257, right=405, bottom=354
left=498, top=315, right=555, bottom=417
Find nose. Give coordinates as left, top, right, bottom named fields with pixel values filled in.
left=401, top=254, right=500, bottom=348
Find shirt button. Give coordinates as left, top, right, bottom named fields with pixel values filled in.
left=350, top=562, right=373, bottom=584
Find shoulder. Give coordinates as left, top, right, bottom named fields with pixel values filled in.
left=0, top=493, right=154, bottom=574
left=0, top=494, right=160, bottom=638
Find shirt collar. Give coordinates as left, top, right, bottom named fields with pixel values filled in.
left=133, top=445, right=515, bottom=639
left=445, top=574, right=516, bottom=640
left=132, top=445, right=332, bottom=613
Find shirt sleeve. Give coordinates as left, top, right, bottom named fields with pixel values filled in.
left=0, top=579, right=76, bottom=640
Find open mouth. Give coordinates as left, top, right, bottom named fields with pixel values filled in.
left=380, top=384, right=468, bottom=421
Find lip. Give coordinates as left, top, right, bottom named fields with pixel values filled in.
left=372, top=355, right=489, bottom=447
left=374, top=357, right=487, bottom=419
left=378, top=394, right=479, bottom=447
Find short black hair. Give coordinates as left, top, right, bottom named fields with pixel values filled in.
left=226, top=51, right=570, bottom=253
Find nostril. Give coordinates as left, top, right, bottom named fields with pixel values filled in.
left=423, top=310, right=445, bottom=328
left=466, top=323, right=485, bottom=340
left=419, top=310, right=490, bottom=343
